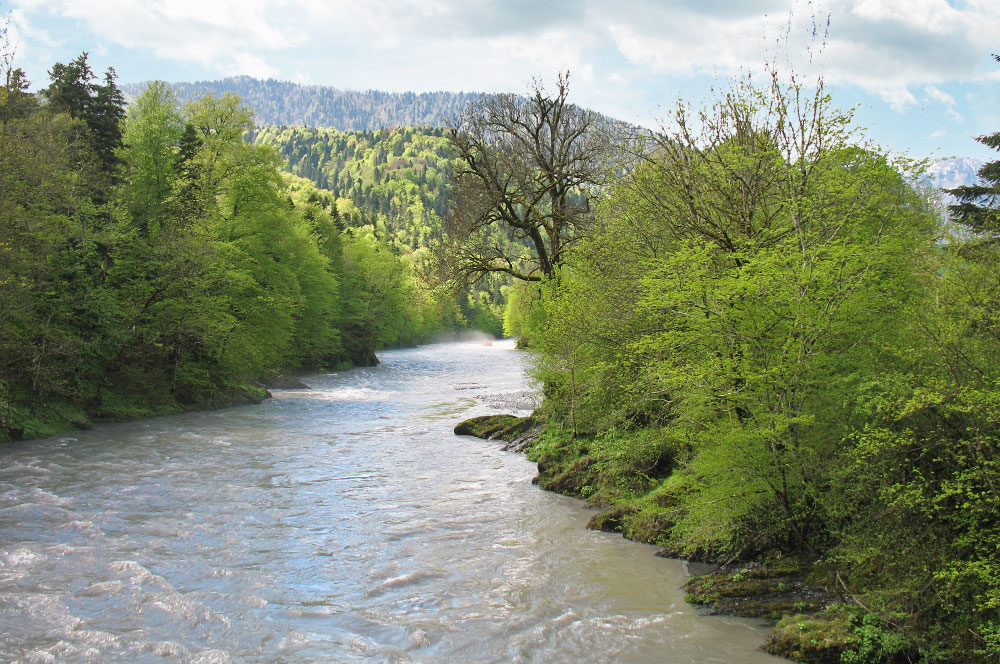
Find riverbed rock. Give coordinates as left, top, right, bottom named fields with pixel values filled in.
left=587, top=504, right=640, bottom=533
left=350, top=347, right=380, bottom=367
left=683, top=557, right=835, bottom=620
left=500, top=428, right=539, bottom=453
left=265, top=376, right=311, bottom=389
left=762, top=608, right=859, bottom=663
left=453, top=414, right=535, bottom=441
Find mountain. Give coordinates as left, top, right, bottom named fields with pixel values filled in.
left=919, top=157, right=984, bottom=218
left=926, top=157, right=983, bottom=192
left=252, top=125, right=456, bottom=251
left=120, top=77, right=482, bottom=131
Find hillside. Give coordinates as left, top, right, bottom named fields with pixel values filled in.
left=921, top=157, right=984, bottom=215
left=253, top=125, right=456, bottom=251
left=926, top=156, right=983, bottom=191
left=120, top=76, right=482, bottom=130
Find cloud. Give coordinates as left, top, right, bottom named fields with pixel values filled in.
left=814, top=1, right=996, bottom=105
left=925, top=85, right=955, bottom=106
left=599, top=0, right=1000, bottom=110
left=13, top=0, right=305, bottom=74
left=12, top=0, right=1000, bottom=113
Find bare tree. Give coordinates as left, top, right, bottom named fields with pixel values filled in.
left=444, top=73, right=608, bottom=282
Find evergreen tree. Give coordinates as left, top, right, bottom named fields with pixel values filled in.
left=89, top=67, right=126, bottom=176
left=43, top=53, right=126, bottom=186
left=43, top=53, right=93, bottom=119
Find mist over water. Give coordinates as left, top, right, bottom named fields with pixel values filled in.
left=0, top=339, right=785, bottom=663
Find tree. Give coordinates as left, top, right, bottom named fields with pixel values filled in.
left=946, top=54, right=1000, bottom=234
left=118, top=81, right=185, bottom=236
left=0, top=55, right=117, bottom=439
left=89, top=67, right=126, bottom=175
left=444, top=73, right=608, bottom=282
left=532, top=72, right=938, bottom=557
left=43, top=53, right=125, bottom=177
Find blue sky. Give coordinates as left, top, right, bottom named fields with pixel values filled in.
left=8, top=0, right=1000, bottom=162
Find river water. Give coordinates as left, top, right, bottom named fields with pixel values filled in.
left=0, top=339, right=785, bottom=663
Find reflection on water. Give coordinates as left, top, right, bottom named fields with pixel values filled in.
left=0, top=339, right=786, bottom=663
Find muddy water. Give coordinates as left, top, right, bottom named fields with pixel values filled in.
left=0, top=339, right=786, bottom=663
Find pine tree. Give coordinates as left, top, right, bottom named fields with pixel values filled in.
left=89, top=67, right=126, bottom=176
left=43, top=53, right=126, bottom=183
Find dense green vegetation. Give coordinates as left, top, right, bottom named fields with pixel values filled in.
left=0, top=54, right=475, bottom=443
left=6, top=48, right=999, bottom=662
left=491, top=74, right=1000, bottom=662
left=254, top=123, right=513, bottom=335
left=253, top=124, right=454, bottom=250
left=121, top=77, right=481, bottom=131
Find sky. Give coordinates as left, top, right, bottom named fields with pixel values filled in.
left=7, top=0, right=1000, bottom=162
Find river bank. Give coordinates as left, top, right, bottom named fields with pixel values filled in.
left=0, top=358, right=378, bottom=445
left=454, top=412, right=899, bottom=664
left=0, top=382, right=271, bottom=444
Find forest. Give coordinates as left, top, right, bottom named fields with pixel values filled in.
left=120, top=77, right=482, bottom=132
left=2, top=47, right=999, bottom=663
left=0, top=54, right=489, bottom=443
left=480, top=73, right=1000, bottom=662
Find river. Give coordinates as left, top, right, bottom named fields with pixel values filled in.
left=0, top=339, right=786, bottom=663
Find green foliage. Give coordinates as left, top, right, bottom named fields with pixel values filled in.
left=43, top=52, right=125, bottom=178
left=502, top=279, right=546, bottom=342
left=839, top=612, right=911, bottom=664
left=824, top=243, right=1000, bottom=662
left=765, top=607, right=860, bottom=663
left=0, top=52, right=116, bottom=440
left=257, top=124, right=509, bottom=337
left=523, top=70, right=1000, bottom=659
left=253, top=124, right=455, bottom=253
left=118, top=81, right=185, bottom=235
left=534, top=73, right=938, bottom=557
left=0, top=60, right=467, bottom=442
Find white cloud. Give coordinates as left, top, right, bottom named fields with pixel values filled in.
left=14, top=0, right=305, bottom=75
left=925, top=85, right=955, bottom=106
left=7, top=7, right=57, bottom=57
left=11, top=0, right=1000, bottom=113
left=600, top=0, right=1000, bottom=110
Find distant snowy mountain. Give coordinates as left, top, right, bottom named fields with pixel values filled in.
left=920, top=157, right=983, bottom=218
left=926, top=157, right=983, bottom=192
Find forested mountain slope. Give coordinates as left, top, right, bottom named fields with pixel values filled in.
left=256, top=124, right=511, bottom=334
left=120, top=77, right=482, bottom=130
left=253, top=125, right=455, bottom=251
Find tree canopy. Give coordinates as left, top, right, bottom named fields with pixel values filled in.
left=521, top=71, right=1000, bottom=662
left=0, top=55, right=482, bottom=443
left=443, top=73, right=609, bottom=282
